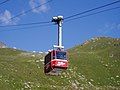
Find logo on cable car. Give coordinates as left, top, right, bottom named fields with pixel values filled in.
left=56, top=61, right=66, bottom=66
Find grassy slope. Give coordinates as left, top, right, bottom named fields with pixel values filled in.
left=0, top=37, right=120, bottom=90
left=68, top=37, right=120, bottom=88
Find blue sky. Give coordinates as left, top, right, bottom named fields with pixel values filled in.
left=0, top=0, right=120, bottom=51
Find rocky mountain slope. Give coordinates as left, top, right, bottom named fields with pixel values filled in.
left=0, top=37, right=120, bottom=90
left=0, top=42, right=7, bottom=48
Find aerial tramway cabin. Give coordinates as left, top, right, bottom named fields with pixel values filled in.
left=44, top=50, right=68, bottom=75
left=44, top=15, right=68, bottom=75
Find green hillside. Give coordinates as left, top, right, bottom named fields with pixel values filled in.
left=0, top=37, right=120, bottom=90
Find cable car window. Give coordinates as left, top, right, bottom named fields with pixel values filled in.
left=52, top=50, right=55, bottom=59
left=56, top=51, right=67, bottom=60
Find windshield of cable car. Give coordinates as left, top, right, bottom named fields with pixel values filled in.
left=56, top=51, right=67, bottom=60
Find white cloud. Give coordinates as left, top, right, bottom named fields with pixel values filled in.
left=98, top=23, right=120, bottom=37
left=104, top=23, right=120, bottom=31
left=117, top=24, right=120, bottom=29
left=29, top=0, right=48, bottom=13
left=21, top=10, right=26, bottom=16
left=0, top=10, right=19, bottom=25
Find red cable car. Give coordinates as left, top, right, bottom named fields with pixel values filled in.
left=44, top=16, right=68, bottom=75
left=44, top=50, right=68, bottom=75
